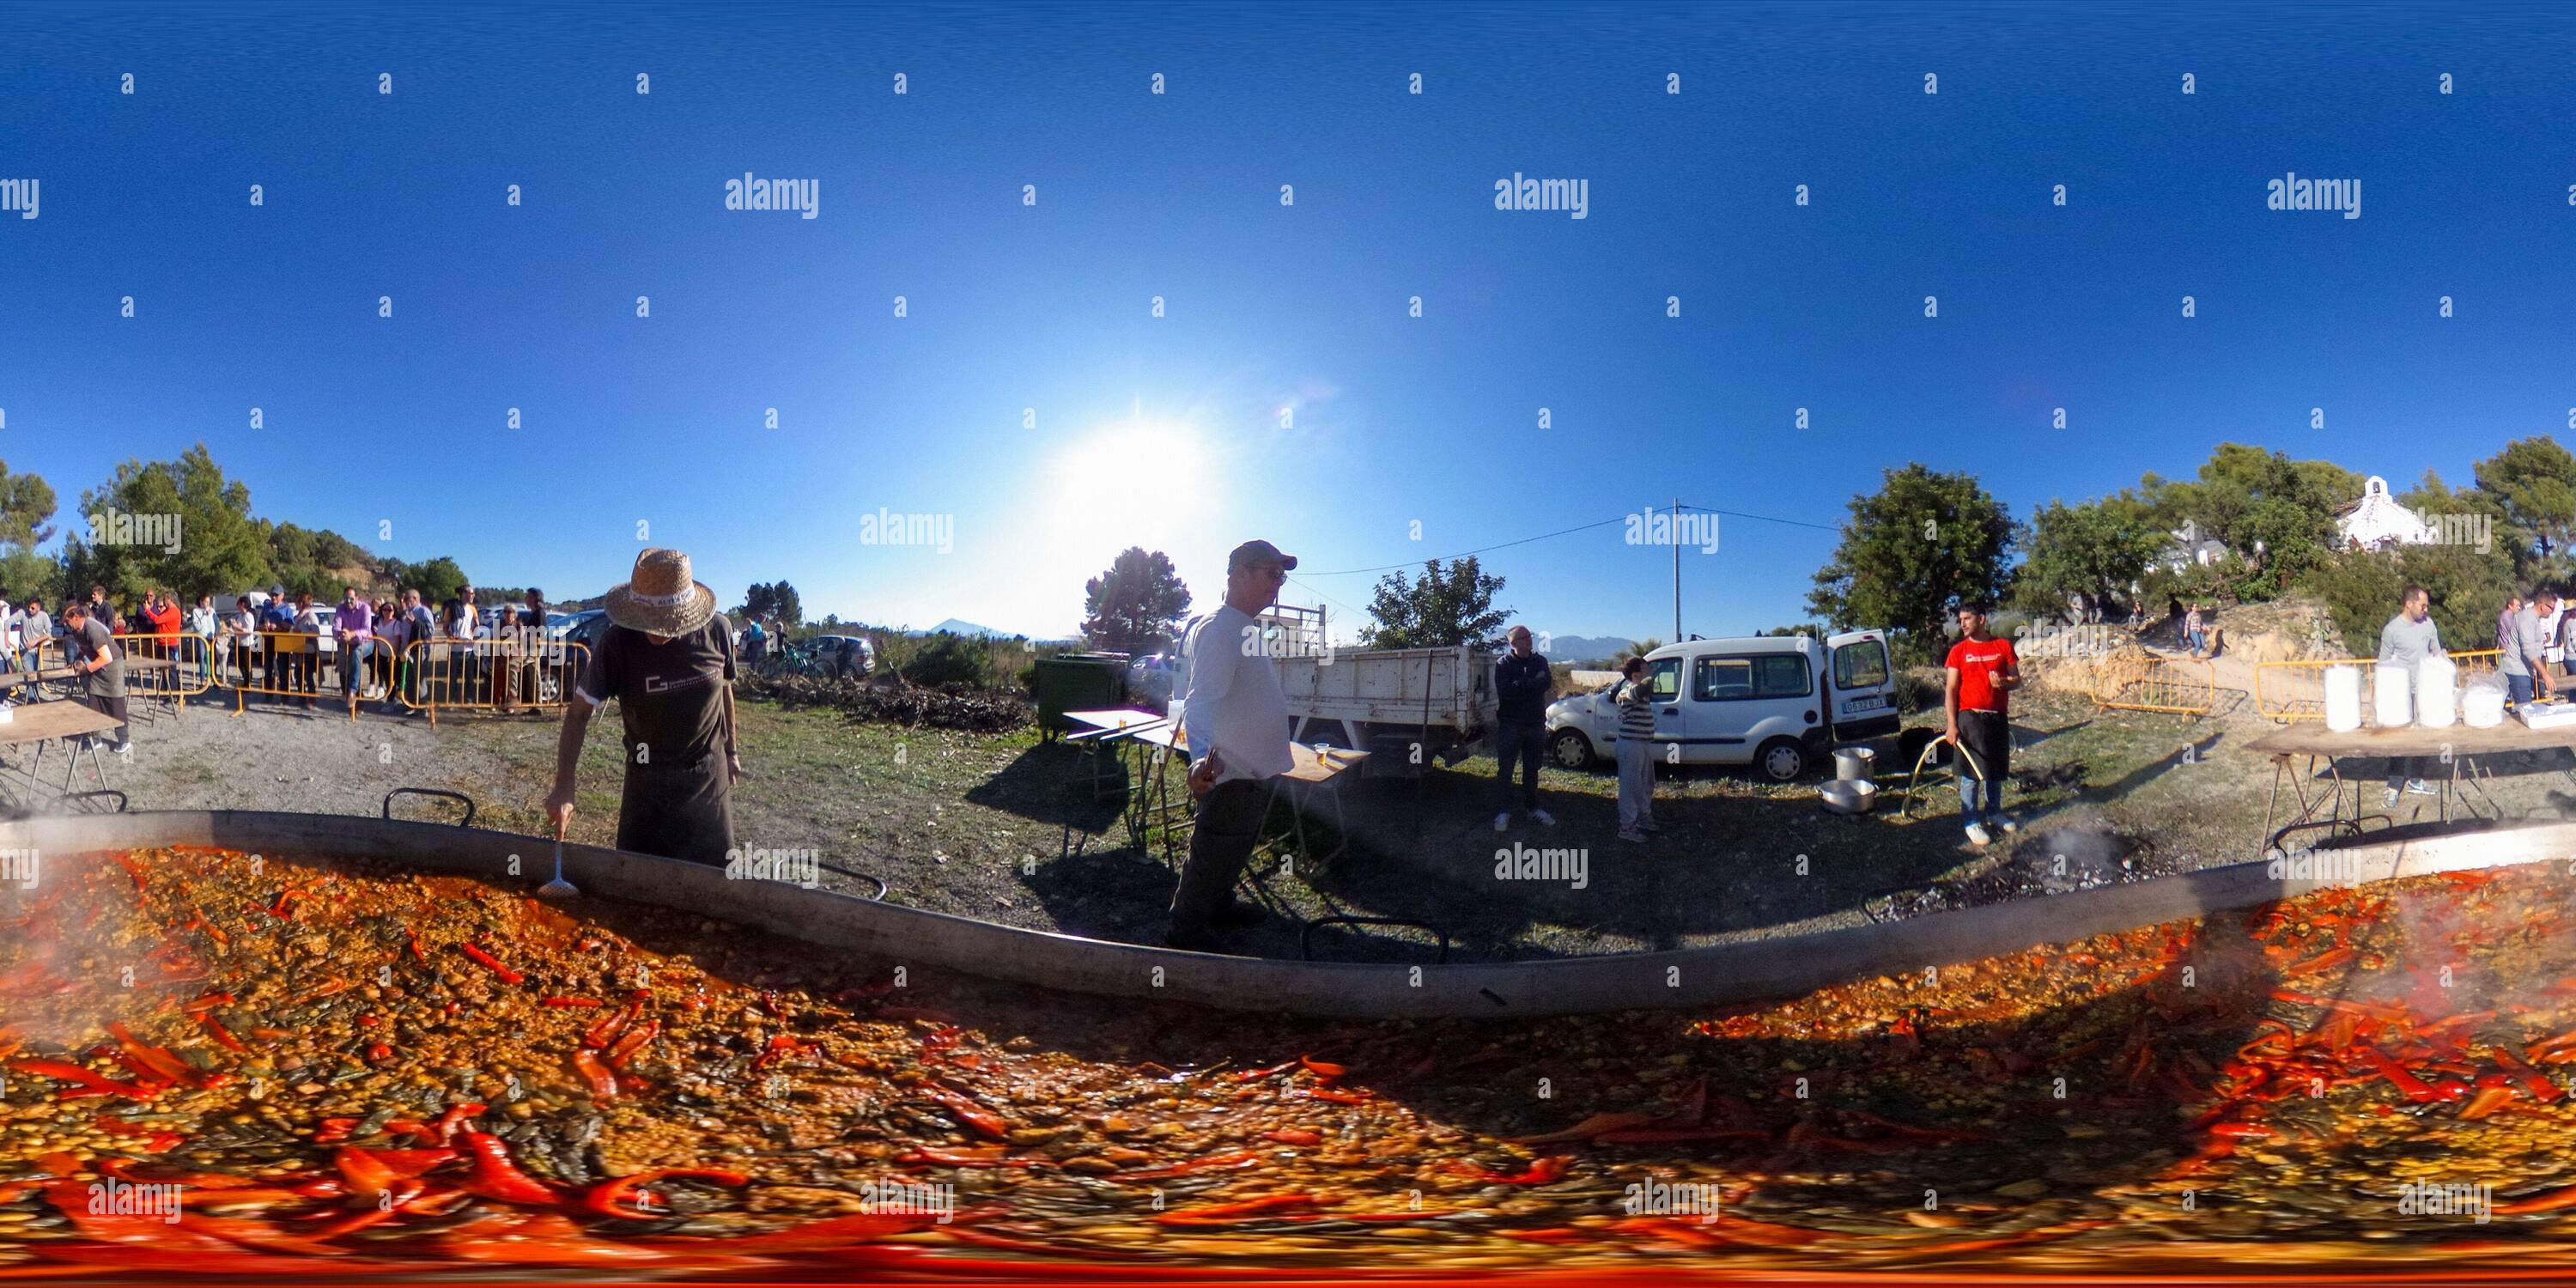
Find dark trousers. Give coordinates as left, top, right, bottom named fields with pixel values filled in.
left=1494, top=719, right=1544, bottom=811
left=1954, top=708, right=2011, bottom=820
left=83, top=690, right=131, bottom=750
left=617, top=753, right=736, bottom=866
left=1170, top=777, right=1270, bottom=940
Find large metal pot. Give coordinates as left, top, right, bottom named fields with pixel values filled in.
left=5, top=802, right=2559, bottom=1021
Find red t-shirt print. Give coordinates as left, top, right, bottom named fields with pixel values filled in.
left=1947, top=637, right=2016, bottom=714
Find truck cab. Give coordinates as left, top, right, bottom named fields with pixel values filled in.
left=1544, top=630, right=1898, bottom=781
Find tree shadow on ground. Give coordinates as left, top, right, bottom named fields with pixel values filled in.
left=962, top=741, right=1129, bottom=837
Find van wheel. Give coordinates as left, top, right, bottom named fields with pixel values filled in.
left=1754, top=737, right=1808, bottom=783
left=1549, top=728, right=1597, bottom=771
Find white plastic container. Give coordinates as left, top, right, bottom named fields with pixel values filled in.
left=2463, top=684, right=2506, bottom=729
left=2417, top=656, right=2458, bottom=729
left=2323, top=665, right=2364, bottom=732
left=2372, top=664, right=2413, bottom=728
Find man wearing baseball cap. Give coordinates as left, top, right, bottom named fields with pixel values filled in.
left=1169, top=538, right=1300, bottom=951
left=543, top=548, right=743, bottom=866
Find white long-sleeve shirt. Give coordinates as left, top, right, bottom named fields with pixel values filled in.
left=1180, top=605, right=1292, bottom=786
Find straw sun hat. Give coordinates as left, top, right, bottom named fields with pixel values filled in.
left=604, top=548, right=719, bottom=637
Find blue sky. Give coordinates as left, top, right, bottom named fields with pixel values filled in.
left=1, top=2, right=2569, bottom=643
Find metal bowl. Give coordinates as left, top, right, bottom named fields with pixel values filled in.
left=1820, top=779, right=1878, bottom=815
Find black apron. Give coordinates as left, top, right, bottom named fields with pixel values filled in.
left=616, top=751, right=735, bottom=866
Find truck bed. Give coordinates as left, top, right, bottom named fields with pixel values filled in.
left=1273, top=645, right=1498, bottom=735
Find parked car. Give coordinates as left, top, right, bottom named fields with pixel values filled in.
left=1124, top=653, right=1176, bottom=711
left=809, top=634, right=876, bottom=679
left=1544, top=630, right=1898, bottom=781
left=542, top=609, right=608, bottom=647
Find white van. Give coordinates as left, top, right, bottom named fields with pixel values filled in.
left=1543, top=630, right=1898, bottom=781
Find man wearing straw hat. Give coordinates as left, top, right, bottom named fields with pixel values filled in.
left=542, top=549, right=743, bottom=865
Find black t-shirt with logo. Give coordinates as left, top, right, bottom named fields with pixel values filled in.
left=576, top=617, right=735, bottom=766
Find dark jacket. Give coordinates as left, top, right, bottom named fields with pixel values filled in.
left=1496, top=650, right=1552, bottom=726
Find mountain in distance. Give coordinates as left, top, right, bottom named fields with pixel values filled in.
left=927, top=617, right=1006, bottom=638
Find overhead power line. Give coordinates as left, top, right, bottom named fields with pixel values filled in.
left=1296, top=502, right=1838, bottom=578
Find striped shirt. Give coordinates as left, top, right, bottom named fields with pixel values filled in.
left=1616, top=679, right=1657, bottom=738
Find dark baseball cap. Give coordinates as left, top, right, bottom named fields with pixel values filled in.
left=1228, top=539, right=1298, bottom=572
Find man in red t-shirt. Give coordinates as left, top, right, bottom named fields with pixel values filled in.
left=1943, top=602, right=2019, bottom=848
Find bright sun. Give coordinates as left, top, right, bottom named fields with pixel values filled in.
left=1046, top=423, right=1212, bottom=537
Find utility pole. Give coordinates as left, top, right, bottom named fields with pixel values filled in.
left=1673, top=495, right=1682, bottom=641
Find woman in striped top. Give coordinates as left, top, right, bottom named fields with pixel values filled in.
left=1615, top=655, right=1660, bottom=841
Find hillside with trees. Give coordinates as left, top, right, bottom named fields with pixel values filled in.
left=1809, top=437, right=2557, bottom=662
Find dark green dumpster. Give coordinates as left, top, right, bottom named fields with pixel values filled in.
left=1036, top=652, right=1130, bottom=740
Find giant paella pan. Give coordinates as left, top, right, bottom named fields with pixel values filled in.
left=3, top=799, right=2575, bottom=1280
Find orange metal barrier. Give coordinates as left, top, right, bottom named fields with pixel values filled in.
left=2081, top=654, right=2226, bottom=716
left=221, top=629, right=398, bottom=722
left=395, top=635, right=589, bottom=726
left=2254, top=648, right=2503, bottom=723
left=109, top=632, right=217, bottom=702
left=2090, top=653, right=2219, bottom=716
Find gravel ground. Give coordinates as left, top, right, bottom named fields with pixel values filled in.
left=3, top=693, right=542, bottom=822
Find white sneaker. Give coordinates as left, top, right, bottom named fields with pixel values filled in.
left=2384, top=787, right=2402, bottom=807
left=1532, top=809, right=1558, bottom=827
left=1995, top=816, right=2018, bottom=834
left=1493, top=812, right=1510, bottom=832
left=2403, top=780, right=2437, bottom=796
left=1965, top=823, right=1993, bottom=848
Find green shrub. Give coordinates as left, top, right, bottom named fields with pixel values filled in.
left=899, top=632, right=992, bottom=688
left=2299, top=546, right=2514, bottom=657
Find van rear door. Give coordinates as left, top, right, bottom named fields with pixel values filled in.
left=1826, top=630, right=1899, bottom=740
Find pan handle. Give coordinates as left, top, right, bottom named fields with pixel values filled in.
left=383, top=787, right=477, bottom=828
left=60, top=790, right=128, bottom=814
left=817, top=862, right=888, bottom=901
left=1300, top=915, right=1450, bottom=964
